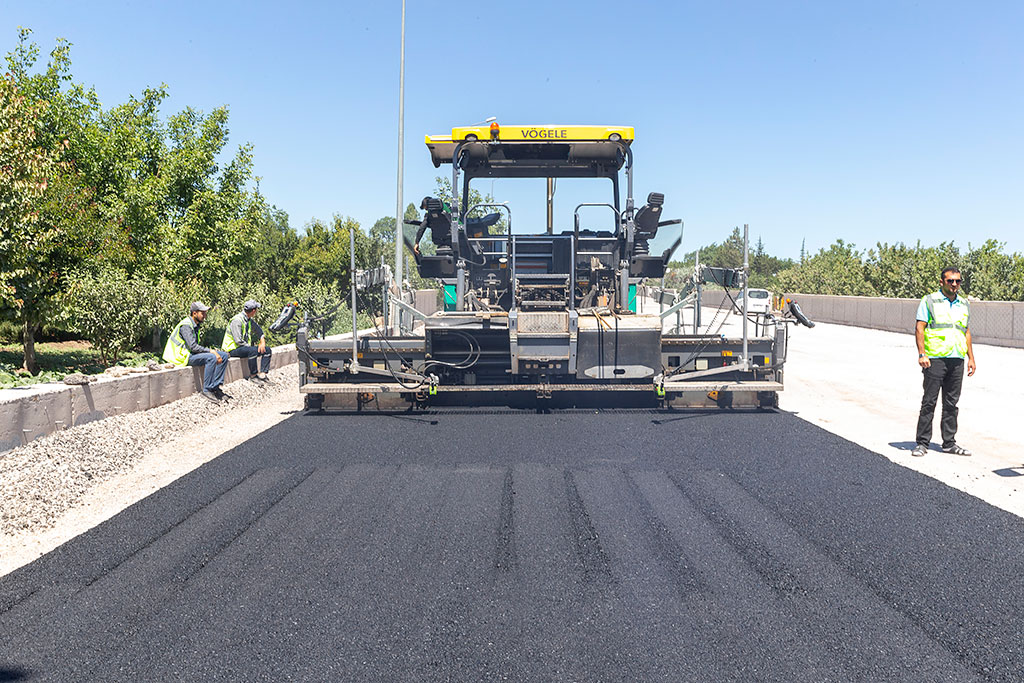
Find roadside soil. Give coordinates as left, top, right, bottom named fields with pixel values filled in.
left=1, top=367, right=301, bottom=576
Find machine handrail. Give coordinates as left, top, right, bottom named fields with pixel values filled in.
left=573, top=203, right=621, bottom=240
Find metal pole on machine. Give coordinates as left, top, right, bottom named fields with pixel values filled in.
left=742, top=223, right=749, bottom=366
left=694, top=248, right=701, bottom=333
left=381, top=255, right=388, bottom=330
left=546, top=178, right=554, bottom=234
left=393, top=0, right=406, bottom=334
left=351, top=226, right=360, bottom=373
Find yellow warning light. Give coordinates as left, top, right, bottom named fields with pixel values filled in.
left=490, top=121, right=500, bottom=140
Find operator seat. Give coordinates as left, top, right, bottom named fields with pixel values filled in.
left=629, top=192, right=669, bottom=277
left=421, top=197, right=453, bottom=251
left=466, top=212, right=500, bottom=238
left=633, top=192, right=665, bottom=252
left=416, top=197, right=456, bottom=278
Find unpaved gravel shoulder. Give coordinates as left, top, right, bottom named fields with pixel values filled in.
left=0, top=365, right=302, bottom=577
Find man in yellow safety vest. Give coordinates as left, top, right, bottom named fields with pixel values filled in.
left=913, top=267, right=976, bottom=457
left=162, top=301, right=231, bottom=404
left=223, top=299, right=272, bottom=384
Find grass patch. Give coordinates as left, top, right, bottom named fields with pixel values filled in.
left=0, top=342, right=160, bottom=389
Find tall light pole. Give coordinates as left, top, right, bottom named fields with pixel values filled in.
left=394, top=0, right=406, bottom=333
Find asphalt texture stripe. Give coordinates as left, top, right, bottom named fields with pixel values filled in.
left=1, top=410, right=1022, bottom=681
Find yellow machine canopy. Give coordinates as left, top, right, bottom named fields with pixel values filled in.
left=425, top=124, right=634, bottom=176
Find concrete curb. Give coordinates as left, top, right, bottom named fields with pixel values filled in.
left=0, top=343, right=302, bottom=455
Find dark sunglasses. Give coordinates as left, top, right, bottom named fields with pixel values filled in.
left=945, top=278, right=962, bottom=284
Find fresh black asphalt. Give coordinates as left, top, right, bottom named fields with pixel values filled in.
left=2, top=408, right=1023, bottom=681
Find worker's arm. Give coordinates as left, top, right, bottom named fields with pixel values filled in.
left=915, top=320, right=930, bottom=368
left=180, top=323, right=211, bottom=355
left=252, top=320, right=267, bottom=354
left=965, top=328, right=976, bottom=376
left=413, top=221, right=428, bottom=254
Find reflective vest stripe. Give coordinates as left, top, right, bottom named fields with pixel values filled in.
left=163, top=317, right=196, bottom=366
left=926, top=322, right=968, bottom=332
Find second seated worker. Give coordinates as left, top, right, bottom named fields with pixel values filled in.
left=223, top=299, right=273, bottom=384
left=163, top=301, right=231, bottom=404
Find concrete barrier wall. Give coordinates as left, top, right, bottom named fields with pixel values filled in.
left=0, top=343, right=298, bottom=455
left=667, top=288, right=1023, bottom=349
left=780, top=294, right=1024, bottom=349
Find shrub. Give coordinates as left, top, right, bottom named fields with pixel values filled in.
left=62, top=269, right=160, bottom=366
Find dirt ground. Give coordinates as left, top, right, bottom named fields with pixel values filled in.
left=0, top=370, right=302, bottom=576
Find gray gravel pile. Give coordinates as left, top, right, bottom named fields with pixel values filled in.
left=0, top=367, right=297, bottom=536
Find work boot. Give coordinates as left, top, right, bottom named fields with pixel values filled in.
left=213, top=386, right=232, bottom=401
left=248, top=375, right=267, bottom=386
left=201, top=390, right=221, bottom=404
left=257, top=372, right=273, bottom=384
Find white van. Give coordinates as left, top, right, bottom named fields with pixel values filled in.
left=733, top=288, right=772, bottom=315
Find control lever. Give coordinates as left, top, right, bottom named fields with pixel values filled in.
left=270, top=303, right=298, bottom=332
left=788, top=301, right=815, bottom=328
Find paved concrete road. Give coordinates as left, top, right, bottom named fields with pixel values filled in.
left=3, top=410, right=1023, bottom=681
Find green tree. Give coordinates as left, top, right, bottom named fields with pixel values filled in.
left=286, top=215, right=375, bottom=296
left=672, top=229, right=793, bottom=290
left=247, top=206, right=300, bottom=294
left=62, top=269, right=159, bottom=366
left=864, top=241, right=960, bottom=299
left=162, top=107, right=263, bottom=289
left=679, top=227, right=745, bottom=270
left=776, top=240, right=875, bottom=296
left=1, top=33, right=101, bottom=372
left=960, top=240, right=1014, bottom=300
left=0, top=69, right=55, bottom=307
left=90, top=85, right=172, bottom=275
left=368, top=202, right=421, bottom=267
left=433, top=176, right=506, bottom=232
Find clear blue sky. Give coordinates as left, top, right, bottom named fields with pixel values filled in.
left=3, top=0, right=1022, bottom=260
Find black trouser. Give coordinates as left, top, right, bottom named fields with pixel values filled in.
left=228, top=345, right=272, bottom=375
left=916, top=357, right=964, bottom=449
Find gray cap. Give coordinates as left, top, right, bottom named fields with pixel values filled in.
left=243, top=299, right=261, bottom=312
left=190, top=301, right=210, bottom=313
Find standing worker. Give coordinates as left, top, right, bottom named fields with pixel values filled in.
left=223, top=299, right=272, bottom=384
left=913, top=267, right=976, bottom=457
left=164, top=302, right=231, bottom=403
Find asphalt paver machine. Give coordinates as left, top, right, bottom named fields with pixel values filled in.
left=291, top=124, right=812, bottom=411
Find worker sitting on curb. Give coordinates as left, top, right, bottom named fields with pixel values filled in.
left=223, top=299, right=272, bottom=385
left=163, top=301, right=231, bottom=404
